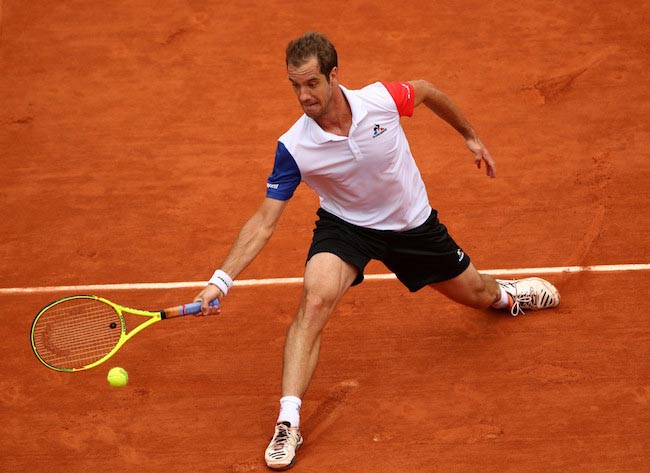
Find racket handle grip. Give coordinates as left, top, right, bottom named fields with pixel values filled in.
left=162, top=299, right=220, bottom=319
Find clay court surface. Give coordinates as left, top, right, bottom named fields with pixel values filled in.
left=1, top=1, right=649, bottom=471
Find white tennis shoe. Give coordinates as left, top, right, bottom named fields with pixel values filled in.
left=264, top=422, right=303, bottom=470
left=497, top=277, right=560, bottom=316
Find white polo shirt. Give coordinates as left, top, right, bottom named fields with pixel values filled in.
left=266, top=81, right=431, bottom=231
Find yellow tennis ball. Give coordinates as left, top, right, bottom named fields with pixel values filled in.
left=107, top=367, right=129, bottom=387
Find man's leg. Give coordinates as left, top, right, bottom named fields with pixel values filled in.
left=265, top=252, right=358, bottom=470
left=282, top=252, right=358, bottom=399
left=430, top=262, right=500, bottom=309
left=430, top=263, right=560, bottom=315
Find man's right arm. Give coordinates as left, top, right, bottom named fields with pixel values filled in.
left=195, top=197, right=288, bottom=313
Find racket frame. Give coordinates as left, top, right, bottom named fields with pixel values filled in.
left=30, top=294, right=209, bottom=372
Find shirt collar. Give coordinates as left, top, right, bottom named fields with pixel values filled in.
left=308, top=84, right=369, bottom=144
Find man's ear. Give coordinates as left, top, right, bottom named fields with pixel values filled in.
left=329, top=66, right=339, bottom=84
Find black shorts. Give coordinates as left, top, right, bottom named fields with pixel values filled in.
left=307, top=208, right=471, bottom=292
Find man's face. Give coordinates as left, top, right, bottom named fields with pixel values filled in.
left=287, top=56, right=336, bottom=119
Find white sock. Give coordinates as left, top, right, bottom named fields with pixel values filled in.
left=277, top=396, right=302, bottom=428
left=492, top=286, right=511, bottom=310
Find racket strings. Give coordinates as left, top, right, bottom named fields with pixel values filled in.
left=32, top=299, right=123, bottom=369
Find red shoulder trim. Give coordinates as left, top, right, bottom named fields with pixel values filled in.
left=381, top=81, right=415, bottom=117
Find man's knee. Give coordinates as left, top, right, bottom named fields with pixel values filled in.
left=293, top=290, right=337, bottom=331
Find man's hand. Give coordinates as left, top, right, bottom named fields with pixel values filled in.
left=193, top=284, right=223, bottom=316
left=467, top=136, right=496, bottom=178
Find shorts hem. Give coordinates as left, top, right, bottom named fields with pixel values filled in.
left=306, top=248, right=366, bottom=286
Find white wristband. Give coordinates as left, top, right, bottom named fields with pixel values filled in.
left=208, top=269, right=234, bottom=296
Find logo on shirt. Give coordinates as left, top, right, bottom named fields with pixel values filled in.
left=457, top=249, right=465, bottom=262
left=267, top=183, right=280, bottom=189
left=372, top=124, right=387, bottom=138
left=400, top=82, right=411, bottom=100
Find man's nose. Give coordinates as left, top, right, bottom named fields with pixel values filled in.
left=299, top=87, right=311, bottom=101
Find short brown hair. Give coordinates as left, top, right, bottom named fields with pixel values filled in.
left=286, top=32, right=338, bottom=79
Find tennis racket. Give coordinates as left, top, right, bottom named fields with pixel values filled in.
left=30, top=295, right=219, bottom=372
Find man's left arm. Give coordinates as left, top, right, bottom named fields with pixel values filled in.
left=410, top=79, right=496, bottom=178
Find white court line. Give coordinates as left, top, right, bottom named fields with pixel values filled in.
left=0, top=263, right=648, bottom=295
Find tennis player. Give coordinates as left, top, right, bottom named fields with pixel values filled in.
left=195, top=32, right=560, bottom=470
